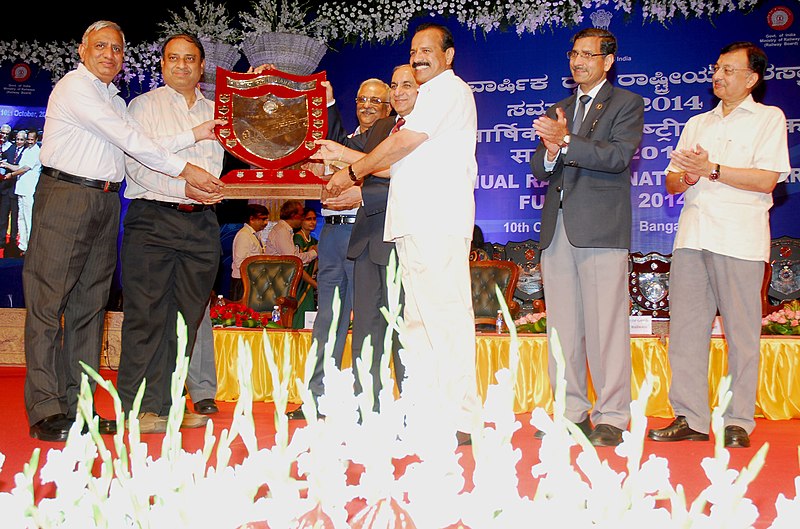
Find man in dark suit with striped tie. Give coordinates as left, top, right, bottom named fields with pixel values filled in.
left=531, top=27, right=645, bottom=447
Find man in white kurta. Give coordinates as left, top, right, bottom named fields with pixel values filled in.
left=648, top=42, right=791, bottom=449
left=325, top=23, right=480, bottom=440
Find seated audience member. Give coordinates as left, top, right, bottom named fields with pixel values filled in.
left=230, top=203, right=270, bottom=301
left=293, top=207, right=319, bottom=328
left=264, top=200, right=318, bottom=265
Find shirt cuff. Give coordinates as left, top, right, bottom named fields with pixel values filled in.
left=543, top=152, right=560, bottom=171
left=168, top=178, right=188, bottom=199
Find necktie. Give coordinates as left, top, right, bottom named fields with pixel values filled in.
left=391, top=117, right=405, bottom=134
left=571, top=94, right=591, bottom=134
left=13, top=147, right=24, bottom=164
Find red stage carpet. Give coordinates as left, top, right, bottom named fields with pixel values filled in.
left=0, top=365, right=798, bottom=527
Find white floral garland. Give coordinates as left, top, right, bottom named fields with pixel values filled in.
left=0, top=0, right=759, bottom=87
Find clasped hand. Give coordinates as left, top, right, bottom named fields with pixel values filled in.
left=532, top=107, right=569, bottom=155
left=670, top=144, right=713, bottom=181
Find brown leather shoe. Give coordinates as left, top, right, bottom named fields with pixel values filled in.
left=178, top=411, right=209, bottom=429
left=133, top=412, right=167, bottom=434
left=193, top=399, right=219, bottom=415
left=534, top=417, right=592, bottom=440
left=588, top=423, right=625, bottom=447
left=648, top=416, right=709, bottom=442
left=724, top=425, right=750, bottom=448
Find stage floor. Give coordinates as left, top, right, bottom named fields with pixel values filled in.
left=2, top=309, right=800, bottom=419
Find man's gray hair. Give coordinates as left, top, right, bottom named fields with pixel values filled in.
left=0, top=124, right=10, bottom=133
left=358, top=78, right=390, bottom=95
left=82, top=20, right=125, bottom=48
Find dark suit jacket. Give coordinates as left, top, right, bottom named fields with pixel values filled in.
left=327, top=105, right=396, bottom=265
left=530, top=82, right=644, bottom=250
left=1, top=144, right=22, bottom=196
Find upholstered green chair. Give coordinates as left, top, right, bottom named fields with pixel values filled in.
left=470, top=259, right=520, bottom=330
left=240, top=255, right=303, bottom=327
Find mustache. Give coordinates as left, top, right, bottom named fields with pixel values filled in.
left=412, top=61, right=430, bottom=69
left=358, top=107, right=378, bottom=115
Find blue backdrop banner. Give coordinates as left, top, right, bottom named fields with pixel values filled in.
left=318, top=0, right=800, bottom=253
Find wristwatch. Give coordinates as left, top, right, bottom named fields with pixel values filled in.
left=709, top=163, right=720, bottom=182
left=560, top=134, right=571, bottom=148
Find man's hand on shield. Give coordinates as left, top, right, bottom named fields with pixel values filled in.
left=180, top=162, right=224, bottom=193
left=193, top=119, right=226, bottom=142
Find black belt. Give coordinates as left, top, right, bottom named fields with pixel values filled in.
left=140, top=199, right=214, bottom=213
left=325, top=215, right=356, bottom=225
left=43, top=167, right=120, bottom=193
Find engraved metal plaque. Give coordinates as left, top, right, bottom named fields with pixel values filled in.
left=504, top=239, right=544, bottom=314
left=629, top=252, right=671, bottom=318
left=768, top=237, right=800, bottom=302
left=215, top=67, right=328, bottom=198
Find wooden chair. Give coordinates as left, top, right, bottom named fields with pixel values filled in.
left=240, top=255, right=303, bottom=327
left=628, top=251, right=671, bottom=318
left=470, top=259, right=520, bottom=330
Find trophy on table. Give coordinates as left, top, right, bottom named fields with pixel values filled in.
left=214, top=67, right=329, bottom=198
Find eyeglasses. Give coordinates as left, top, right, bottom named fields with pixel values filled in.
left=567, top=50, right=607, bottom=60
left=355, top=95, right=389, bottom=106
left=710, top=64, right=753, bottom=76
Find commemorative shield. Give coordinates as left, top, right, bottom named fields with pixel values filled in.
left=504, top=239, right=544, bottom=314
left=214, top=67, right=328, bottom=198
left=629, top=252, right=671, bottom=318
left=768, top=237, right=800, bottom=303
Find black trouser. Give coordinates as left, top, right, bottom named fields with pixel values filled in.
left=117, top=200, right=220, bottom=416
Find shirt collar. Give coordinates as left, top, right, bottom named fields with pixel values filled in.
left=711, top=93, right=757, bottom=117
left=419, top=68, right=455, bottom=94
left=165, top=84, right=207, bottom=109
left=76, top=63, right=120, bottom=98
left=577, top=78, right=606, bottom=100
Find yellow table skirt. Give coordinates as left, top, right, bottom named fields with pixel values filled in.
left=213, top=329, right=800, bottom=420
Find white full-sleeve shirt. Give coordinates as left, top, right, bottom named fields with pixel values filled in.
left=40, top=63, right=189, bottom=183
left=124, top=85, right=224, bottom=202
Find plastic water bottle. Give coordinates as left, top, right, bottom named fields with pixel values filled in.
left=271, top=305, right=281, bottom=323
left=496, top=310, right=504, bottom=334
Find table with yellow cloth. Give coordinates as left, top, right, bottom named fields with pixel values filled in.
left=212, top=329, right=800, bottom=420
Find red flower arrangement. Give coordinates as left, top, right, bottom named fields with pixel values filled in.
left=210, top=302, right=277, bottom=328
left=762, top=300, right=800, bottom=336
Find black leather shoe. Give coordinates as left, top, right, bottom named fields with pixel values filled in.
left=194, top=399, right=219, bottom=415
left=97, top=416, right=117, bottom=435
left=534, top=417, right=592, bottom=440
left=286, top=408, right=306, bottom=420
left=724, top=425, right=751, bottom=448
left=456, top=431, right=472, bottom=446
left=648, top=416, right=709, bottom=442
left=30, top=413, right=71, bottom=442
left=76, top=415, right=117, bottom=435
left=588, top=423, right=625, bottom=447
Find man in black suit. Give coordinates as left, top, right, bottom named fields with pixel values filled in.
left=531, top=27, right=644, bottom=447
left=320, top=64, right=418, bottom=408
